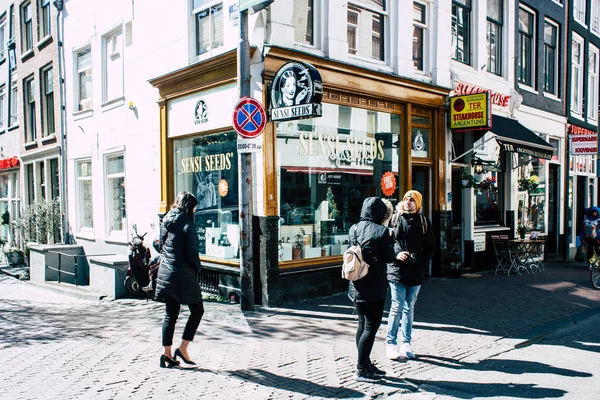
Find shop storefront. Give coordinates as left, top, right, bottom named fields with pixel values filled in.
left=0, top=156, right=20, bottom=247
left=151, top=48, right=450, bottom=303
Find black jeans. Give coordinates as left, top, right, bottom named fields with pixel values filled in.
left=355, top=300, right=385, bottom=371
left=162, top=296, right=205, bottom=347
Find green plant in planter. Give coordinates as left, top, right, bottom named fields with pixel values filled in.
left=447, top=252, right=463, bottom=265
left=3, top=246, right=25, bottom=265
left=517, top=225, right=527, bottom=239
left=458, top=169, right=475, bottom=188
left=12, top=199, right=62, bottom=244
left=293, top=228, right=306, bottom=249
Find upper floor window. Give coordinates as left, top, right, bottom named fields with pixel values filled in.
left=571, top=33, right=584, bottom=115
left=0, top=18, right=6, bottom=60
left=413, top=2, right=426, bottom=71
left=347, top=1, right=385, bottom=61
left=0, top=85, right=5, bottom=131
left=75, top=47, right=92, bottom=111
left=543, top=19, right=559, bottom=96
left=451, top=0, right=471, bottom=65
left=9, top=74, right=17, bottom=127
left=40, top=0, right=51, bottom=39
left=592, top=0, right=600, bottom=35
left=574, top=0, right=587, bottom=26
left=24, top=76, right=35, bottom=142
left=194, top=1, right=223, bottom=56
left=21, top=2, right=33, bottom=52
left=486, top=0, right=502, bottom=76
left=588, top=45, right=599, bottom=121
left=42, top=66, right=55, bottom=137
left=294, top=0, right=313, bottom=45
left=103, top=29, right=123, bottom=103
left=517, top=6, right=535, bottom=88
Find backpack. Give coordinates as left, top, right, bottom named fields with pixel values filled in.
left=342, top=225, right=370, bottom=281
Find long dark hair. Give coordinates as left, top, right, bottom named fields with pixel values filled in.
left=171, top=191, right=198, bottom=217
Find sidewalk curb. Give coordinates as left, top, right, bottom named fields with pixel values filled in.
left=26, top=280, right=108, bottom=302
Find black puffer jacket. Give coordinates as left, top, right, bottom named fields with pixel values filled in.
left=348, top=197, right=396, bottom=302
left=155, top=209, right=203, bottom=304
left=387, top=213, right=435, bottom=287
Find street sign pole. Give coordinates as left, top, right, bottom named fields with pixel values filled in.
left=238, top=8, right=254, bottom=311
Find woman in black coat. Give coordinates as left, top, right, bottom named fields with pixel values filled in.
left=347, top=197, right=396, bottom=382
left=155, top=191, right=204, bottom=368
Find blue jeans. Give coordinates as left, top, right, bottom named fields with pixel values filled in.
left=386, top=282, right=421, bottom=346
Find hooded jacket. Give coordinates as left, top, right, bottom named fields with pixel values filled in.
left=347, top=197, right=396, bottom=302
left=155, top=209, right=203, bottom=304
left=387, top=212, right=435, bottom=287
left=580, top=206, right=600, bottom=244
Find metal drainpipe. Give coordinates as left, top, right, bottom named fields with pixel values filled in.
left=55, top=5, right=69, bottom=244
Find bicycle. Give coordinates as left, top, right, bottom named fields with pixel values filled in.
left=589, top=250, right=600, bottom=290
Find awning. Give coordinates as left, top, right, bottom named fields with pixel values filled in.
left=491, top=115, right=555, bottom=160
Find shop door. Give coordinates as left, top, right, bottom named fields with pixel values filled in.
left=576, top=176, right=586, bottom=245
left=547, top=164, right=559, bottom=255
left=412, top=166, right=431, bottom=218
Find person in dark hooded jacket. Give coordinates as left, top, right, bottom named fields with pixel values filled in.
left=580, top=206, right=600, bottom=262
left=155, top=191, right=204, bottom=368
left=348, top=197, right=396, bottom=382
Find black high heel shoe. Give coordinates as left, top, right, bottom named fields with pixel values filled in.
left=174, top=348, right=196, bottom=365
left=160, top=355, right=180, bottom=368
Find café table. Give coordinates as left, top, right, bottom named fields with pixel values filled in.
left=508, top=239, right=546, bottom=275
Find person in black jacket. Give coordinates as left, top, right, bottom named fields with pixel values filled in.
left=348, top=197, right=396, bottom=382
left=155, top=191, right=204, bottom=368
left=386, top=190, right=434, bottom=360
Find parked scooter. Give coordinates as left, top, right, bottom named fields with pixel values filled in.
left=125, top=224, right=160, bottom=298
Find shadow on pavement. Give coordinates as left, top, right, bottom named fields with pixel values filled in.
left=409, top=379, right=567, bottom=399
left=416, top=354, right=592, bottom=377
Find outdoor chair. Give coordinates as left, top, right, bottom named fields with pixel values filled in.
left=491, top=235, right=511, bottom=275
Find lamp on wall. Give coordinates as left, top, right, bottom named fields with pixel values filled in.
left=472, top=156, right=502, bottom=174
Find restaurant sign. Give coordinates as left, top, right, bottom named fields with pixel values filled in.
left=269, top=61, right=323, bottom=122
left=449, top=93, right=491, bottom=131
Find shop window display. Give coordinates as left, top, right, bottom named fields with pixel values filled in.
left=276, top=103, right=400, bottom=261
left=517, top=155, right=546, bottom=231
left=474, top=171, right=501, bottom=225
left=173, top=131, right=239, bottom=260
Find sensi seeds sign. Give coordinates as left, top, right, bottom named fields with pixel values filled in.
left=449, top=93, right=491, bottom=131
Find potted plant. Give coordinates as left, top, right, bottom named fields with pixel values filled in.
left=446, top=252, right=463, bottom=279
left=517, top=225, right=527, bottom=240
left=292, top=228, right=305, bottom=260
left=459, top=169, right=474, bottom=188
left=4, top=246, right=25, bottom=266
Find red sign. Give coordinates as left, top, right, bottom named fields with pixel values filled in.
left=0, top=156, right=19, bottom=170
left=381, top=171, right=397, bottom=197
left=455, top=82, right=510, bottom=108
left=233, top=97, right=267, bottom=138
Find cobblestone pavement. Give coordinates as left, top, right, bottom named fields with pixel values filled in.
left=1, top=261, right=599, bottom=400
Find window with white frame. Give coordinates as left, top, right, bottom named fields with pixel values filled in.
left=9, top=74, right=17, bottom=126
left=574, top=0, right=587, bottom=26
left=106, top=154, right=126, bottom=234
left=0, top=85, right=5, bottom=131
left=452, top=0, right=471, bottom=65
left=544, top=19, right=559, bottom=96
left=347, top=1, right=385, bottom=61
left=42, top=66, right=55, bottom=137
left=571, top=33, right=584, bottom=115
left=413, top=2, right=426, bottom=71
left=37, top=161, right=45, bottom=200
left=486, top=0, right=502, bottom=76
left=294, top=0, right=314, bottom=45
left=50, top=158, right=59, bottom=200
left=40, top=0, right=51, bottom=39
left=75, top=47, right=92, bottom=111
left=0, top=18, right=6, bottom=60
left=76, top=159, right=93, bottom=230
left=103, top=29, right=123, bottom=103
left=25, top=163, right=33, bottom=205
left=588, top=45, right=599, bottom=121
left=193, top=1, right=223, bottom=56
left=24, top=76, right=36, bottom=142
left=517, top=6, right=535, bottom=87
left=592, top=0, right=600, bottom=35
left=21, top=2, right=32, bottom=52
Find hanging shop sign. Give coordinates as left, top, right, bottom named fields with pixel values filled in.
left=0, top=156, right=19, bottom=170
left=381, top=171, right=397, bottom=197
left=449, top=93, right=491, bottom=131
left=568, top=124, right=598, bottom=155
left=270, top=61, right=323, bottom=122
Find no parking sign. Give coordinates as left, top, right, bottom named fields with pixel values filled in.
left=233, top=97, right=266, bottom=138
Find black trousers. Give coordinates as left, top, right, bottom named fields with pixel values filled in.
left=162, top=296, right=205, bottom=347
left=355, top=300, right=385, bottom=370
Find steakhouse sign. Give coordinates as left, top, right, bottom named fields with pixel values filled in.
left=449, top=92, right=491, bottom=131
left=569, top=124, right=598, bottom=155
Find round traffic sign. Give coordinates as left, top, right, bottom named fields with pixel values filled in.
left=233, top=97, right=267, bottom=138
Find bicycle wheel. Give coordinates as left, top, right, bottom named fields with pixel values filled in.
left=590, top=262, right=600, bottom=290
